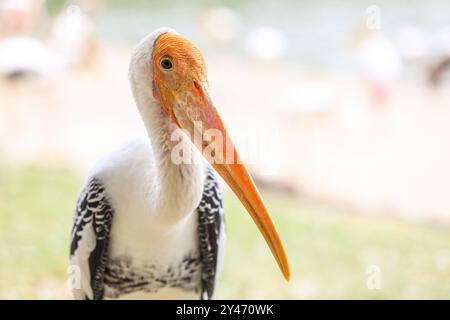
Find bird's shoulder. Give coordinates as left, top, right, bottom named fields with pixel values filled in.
left=88, top=139, right=153, bottom=179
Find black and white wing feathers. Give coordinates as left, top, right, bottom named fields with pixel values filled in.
left=197, top=166, right=225, bottom=300
left=70, top=177, right=113, bottom=300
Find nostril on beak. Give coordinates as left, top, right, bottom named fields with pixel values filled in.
left=193, top=81, right=202, bottom=93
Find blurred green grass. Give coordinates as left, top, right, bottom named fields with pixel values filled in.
left=0, top=165, right=449, bottom=299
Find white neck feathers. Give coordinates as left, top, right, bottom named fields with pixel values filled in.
left=128, top=28, right=205, bottom=224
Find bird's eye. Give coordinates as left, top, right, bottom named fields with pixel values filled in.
left=160, top=57, right=173, bottom=70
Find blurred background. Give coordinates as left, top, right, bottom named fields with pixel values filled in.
left=1, top=0, right=450, bottom=299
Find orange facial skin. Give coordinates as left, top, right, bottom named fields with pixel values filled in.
left=152, top=32, right=207, bottom=124
left=150, top=32, right=291, bottom=281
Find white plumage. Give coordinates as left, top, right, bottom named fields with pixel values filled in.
left=70, top=29, right=225, bottom=300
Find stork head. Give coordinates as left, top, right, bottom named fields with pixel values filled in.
left=132, top=28, right=290, bottom=282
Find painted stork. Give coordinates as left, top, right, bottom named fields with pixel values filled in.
left=70, top=27, right=290, bottom=300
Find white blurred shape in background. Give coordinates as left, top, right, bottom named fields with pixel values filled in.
left=0, top=36, right=66, bottom=78
left=0, top=2, right=96, bottom=79
left=354, top=31, right=403, bottom=105
left=50, top=4, right=96, bottom=67
left=355, top=33, right=403, bottom=84
left=245, top=26, right=288, bottom=61
left=0, top=0, right=65, bottom=78
left=395, top=25, right=429, bottom=62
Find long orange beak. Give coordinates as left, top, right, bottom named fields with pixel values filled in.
left=172, top=81, right=291, bottom=281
